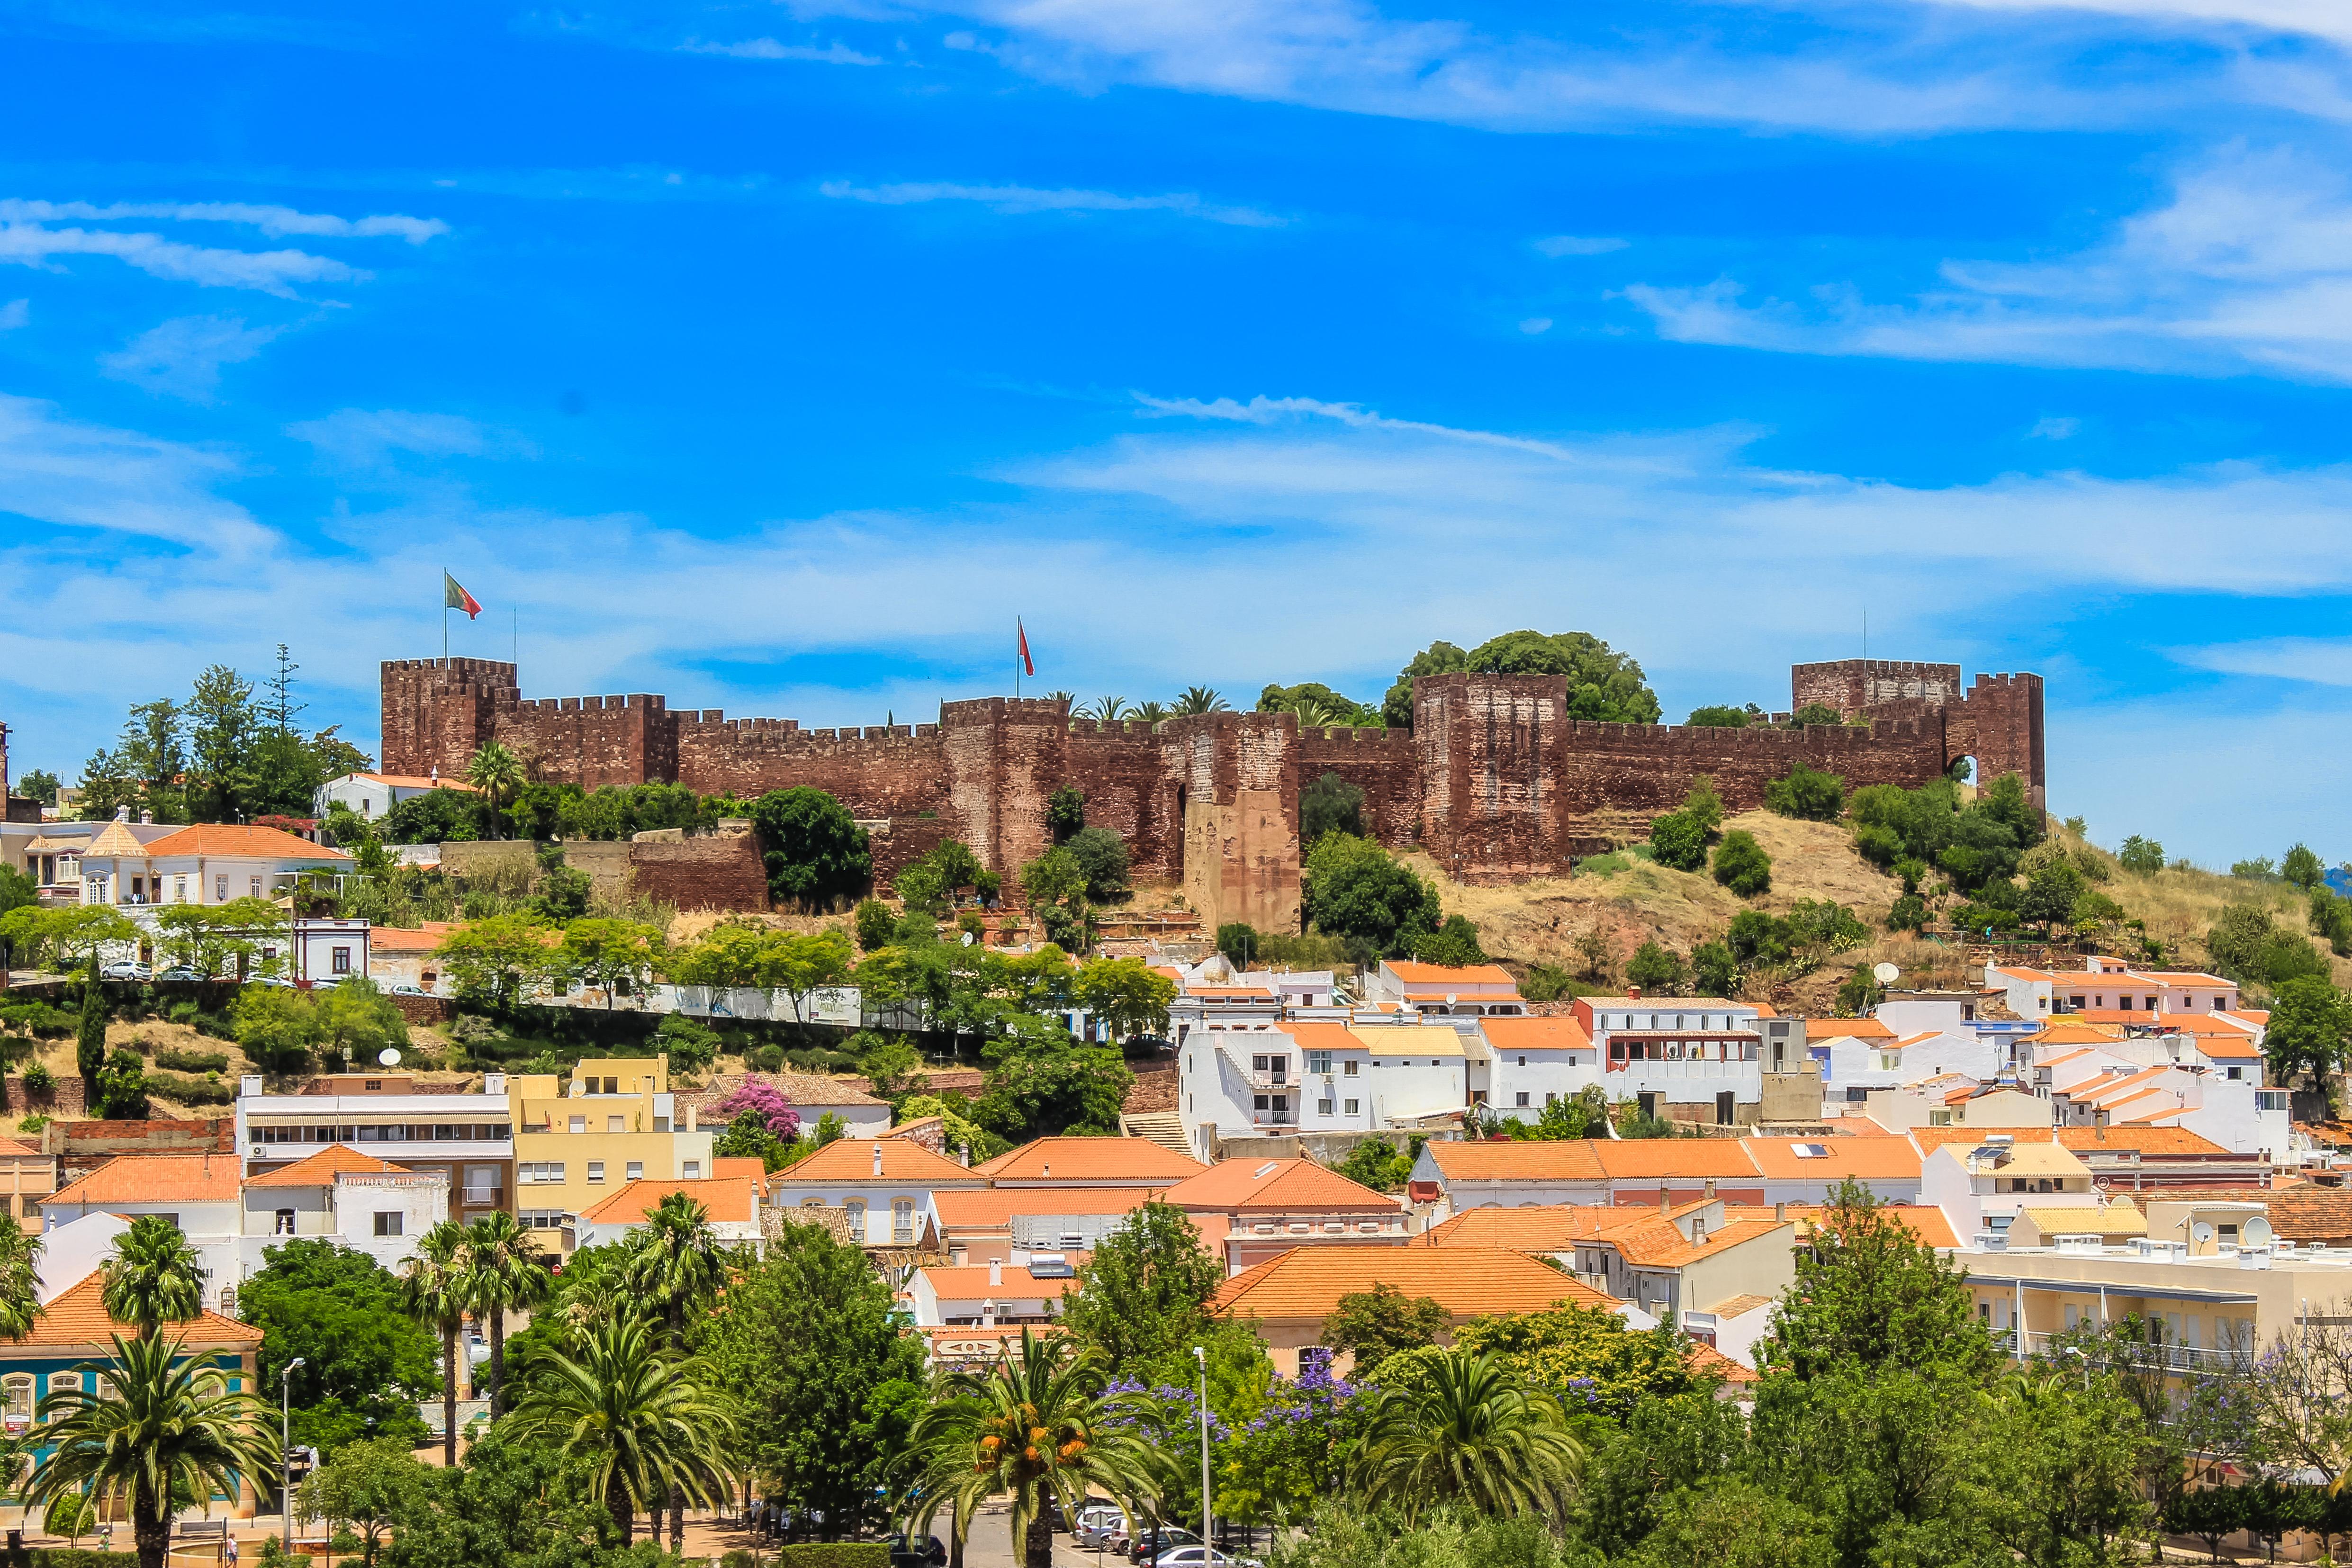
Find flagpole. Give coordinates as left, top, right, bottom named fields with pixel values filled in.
left=1016, top=617, right=1021, bottom=700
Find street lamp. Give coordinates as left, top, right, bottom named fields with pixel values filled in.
left=1193, top=1345, right=1210, bottom=1559
left=2060, top=1344, right=2088, bottom=1392
left=280, top=1359, right=305, bottom=1552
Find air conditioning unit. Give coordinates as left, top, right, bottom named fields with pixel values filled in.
left=1973, top=1232, right=2008, bottom=1252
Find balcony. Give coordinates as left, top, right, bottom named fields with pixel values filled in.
left=2003, top=1328, right=2254, bottom=1374
left=460, top=1186, right=505, bottom=1208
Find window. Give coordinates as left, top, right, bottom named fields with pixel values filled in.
left=1343, top=1059, right=1358, bottom=1076
left=607, top=1116, right=626, bottom=1134
left=46, top=1372, right=77, bottom=1418
left=1343, top=1099, right=1359, bottom=1115
left=845, top=1199, right=867, bottom=1239
left=520, top=1162, right=566, bottom=1184
left=893, top=1198, right=914, bottom=1243
left=1317, top=1099, right=1334, bottom=1116
left=1306, top=1050, right=1333, bottom=1075
left=568, top=1116, right=586, bottom=1134
left=2, top=1374, right=31, bottom=1424
left=521, top=1209, right=567, bottom=1229
left=1517, top=1055, right=1527, bottom=1066
left=173, top=875, right=187, bottom=902
left=215, top=875, right=228, bottom=901
left=587, top=1162, right=605, bottom=1183
left=373, top=1212, right=403, bottom=1237
left=250, top=876, right=263, bottom=898
left=273, top=1209, right=295, bottom=1235
left=681, top=1161, right=701, bottom=1179
left=331, top=946, right=352, bottom=975
left=625, top=1162, right=643, bottom=1181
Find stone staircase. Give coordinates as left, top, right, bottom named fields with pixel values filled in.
left=1119, top=1110, right=1190, bottom=1156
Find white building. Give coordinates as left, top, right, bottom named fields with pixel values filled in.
left=236, top=1073, right=515, bottom=1228
left=76, top=820, right=350, bottom=912
left=2037, top=1047, right=2291, bottom=1161
left=237, top=1144, right=449, bottom=1276
left=0, top=818, right=177, bottom=905
left=1360, top=960, right=1527, bottom=1018
left=1473, top=1014, right=1603, bottom=1117
left=38, top=1154, right=244, bottom=1311
left=1177, top=1017, right=1473, bottom=1157
left=904, top=1255, right=1077, bottom=1329
left=1986, top=960, right=2241, bottom=1021
left=766, top=1137, right=988, bottom=1248
left=1569, top=995, right=1773, bottom=1126
left=1920, top=1136, right=2101, bottom=1244
left=572, top=1175, right=765, bottom=1250
left=315, top=772, right=480, bottom=822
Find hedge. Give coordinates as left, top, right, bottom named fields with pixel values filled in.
left=144, top=1072, right=235, bottom=1106
left=3, top=1549, right=141, bottom=1568
left=154, top=1048, right=231, bottom=1074
left=770, top=1548, right=890, bottom=1568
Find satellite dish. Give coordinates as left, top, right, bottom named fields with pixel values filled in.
left=2245, top=1216, right=2275, bottom=1246
left=1873, top=963, right=1900, bottom=984
left=962, top=932, right=975, bottom=947
left=377, top=1047, right=401, bottom=1067
left=2192, top=1221, right=2215, bottom=1244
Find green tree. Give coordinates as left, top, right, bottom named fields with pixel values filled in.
left=1685, top=704, right=1748, bottom=727
left=96, top=1046, right=149, bottom=1119
left=970, top=1041, right=1132, bottom=1142
left=1755, top=1178, right=1994, bottom=1379
left=700, top=1215, right=926, bottom=1539
left=0, top=906, right=135, bottom=974
left=1886, top=894, right=1929, bottom=934
left=2117, top=835, right=2166, bottom=874
left=2285, top=842, right=2327, bottom=892
left=2265, top=976, right=2352, bottom=1091
left=234, top=983, right=325, bottom=1076
left=906, top=1328, right=1165, bottom=1568
left=27, top=1333, right=279, bottom=1568
left=1764, top=763, right=1846, bottom=821
left=297, top=1438, right=433, bottom=1568
left=1465, top=631, right=1660, bottom=722
left=1625, top=941, right=1684, bottom=993
left=462, top=742, right=526, bottom=839
left=2019, top=859, right=2088, bottom=936
left=15, top=769, right=60, bottom=805
left=185, top=663, right=261, bottom=822
left=1063, top=826, right=1130, bottom=901
left=1300, top=771, right=1368, bottom=844
left=1304, top=835, right=1440, bottom=955
left=1381, top=640, right=1469, bottom=729
left=1409, top=914, right=1486, bottom=968
left=0, top=1212, right=43, bottom=1344
left=1789, top=702, right=1845, bottom=727
left=75, top=956, right=107, bottom=1104
left=155, top=898, right=289, bottom=979
left=1456, top=1301, right=1715, bottom=1423
left=1691, top=939, right=1739, bottom=998
left=316, top=978, right=410, bottom=1072
left=503, top=1314, right=733, bottom=1545
left=1171, top=686, right=1229, bottom=716
left=2207, top=903, right=2332, bottom=989
left=379, top=788, right=485, bottom=846
left=244, top=1240, right=436, bottom=1456
left=1060, top=1202, right=1227, bottom=1376
left=1323, top=1283, right=1450, bottom=1378
left=397, top=1223, right=472, bottom=1469
left=1334, top=1137, right=1419, bottom=1192
left=1045, top=785, right=1086, bottom=842
left=1073, top=956, right=1176, bottom=1040
left=854, top=897, right=897, bottom=952
left=102, top=1215, right=205, bottom=1340
left=1712, top=830, right=1771, bottom=897
left=558, top=919, right=667, bottom=1010
left=627, top=1192, right=726, bottom=1553
left=1350, top=1349, right=1582, bottom=1523
left=1216, top=922, right=1260, bottom=967
left=748, top=786, right=871, bottom=909
left=433, top=914, right=556, bottom=1008
left=1649, top=811, right=1708, bottom=872
left=462, top=1212, right=551, bottom=1419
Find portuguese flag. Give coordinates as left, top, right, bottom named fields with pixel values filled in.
left=444, top=571, right=482, bottom=619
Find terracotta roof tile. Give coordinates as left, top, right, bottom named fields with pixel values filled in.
left=243, top=1144, right=404, bottom=1188
left=973, top=1137, right=1207, bottom=1183
left=1742, top=1138, right=1922, bottom=1180
left=1612, top=1216, right=1790, bottom=1267
left=1162, top=1159, right=1400, bottom=1214
left=127, top=824, right=350, bottom=862
left=1706, top=1292, right=1775, bottom=1319
left=578, top=1176, right=757, bottom=1226
left=1908, top=1126, right=2055, bottom=1153
left=1722, top=1203, right=1960, bottom=1250
left=774, top=1138, right=983, bottom=1184
left=1423, top=1141, right=1607, bottom=1182
left=1383, top=961, right=1519, bottom=987
left=49, top=1154, right=241, bottom=1208
left=931, top=1188, right=1169, bottom=1229
left=1590, top=1142, right=1764, bottom=1181
left=919, top=1264, right=1079, bottom=1299
left=1804, top=1017, right=1893, bottom=1040
left=2055, top=1127, right=2229, bottom=1156
left=366, top=923, right=453, bottom=953
left=25, top=1271, right=256, bottom=1349
left=1478, top=1016, right=1595, bottom=1051
left=1420, top=1201, right=1713, bottom=1250
left=1211, top=1246, right=1617, bottom=1323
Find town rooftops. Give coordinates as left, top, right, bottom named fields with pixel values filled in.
left=1478, top=1015, right=1595, bottom=1052
left=2054, top=1126, right=2230, bottom=1157
left=1722, top=1203, right=1962, bottom=1250
left=241, top=1144, right=406, bottom=1188
left=1907, top=1125, right=2055, bottom=1153
left=1210, top=1245, right=1617, bottom=1322
left=1804, top=1016, right=1894, bottom=1040
left=578, top=1176, right=760, bottom=1226
left=919, top=1264, right=1080, bottom=1300
left=974, top=1136, right=1208, bottom=1184
left=1162, top=1158, right=1400, bottom=1214
left=26, top=1271, right=256, bottom=1349
left=1610, top=1216, right=1791, bottom=1268
left=123, top=824, right=351, bottom=862
left=1420, top=1140, right=1607, bottom=1182
left=1383, top=961, right=1520, bottom=988
left=1590, top=1141, right=1766, bottom=1181
left=930, top=1188, right=1169, bottom=1228
left=774, top=1137, right=982, bottom=1184
left=344, top=773, right=480, bottom=792
left=48, top=1153, right=242, bottom=1208
left=1740, top=1137, right=1923, bottom=1181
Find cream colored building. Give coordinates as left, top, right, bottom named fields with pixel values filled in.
left=507, top=1056, right=715, bottom=1241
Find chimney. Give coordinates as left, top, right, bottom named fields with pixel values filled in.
left=1042, top=1162, right=1051, bottom=1179
left=115, top=805, right=129, bottom=822
left=1659, top=1185, right=1671, bottom=1214
left=1704, top=1177, right=1717, bottom=1201
left=989, top=1258, right=1003, bottom=1288
left=1627, top=985, right=1642, bottom=1000
left=982, top=1298, right=997, bottom=1328
left=1775, top=1201, right=1787, bottom=1222
left=872, top=1144, right=884, bottom=1177
left=959, top=1144, right=971, bottom=1168
left=140, top=810, right=152, bottom=825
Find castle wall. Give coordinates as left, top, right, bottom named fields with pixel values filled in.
left=1296, top=726, right=1422, bottom=846
left=1792, top=658, right=1962, bottom=720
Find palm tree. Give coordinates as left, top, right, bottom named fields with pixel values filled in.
left=1079, top=697, right=1129, bottom=721
left=462, top=1211, right=552, bottom=1418
left=1274, top=694, right=1346, bottom=729
left=101, top=1216, right=205, bottom=1340
left=1043, top=690, right=1076, bottom=707
left=398, top=1221, right=472, bottom=1468
left=906, top=1328, right=1165, bottom=1568
left=1133, top=701, right=1170, bottom=725
left=1172, top=686, right=1230, bottom=716
left=1350, top=1349, right=1583, bottom=1523
left=0, top=1213, right=45, bottom=1343
left=463, top=741, right=526, bottom=839
left=27, top=1333, right=278, bottom=1568
left=503, top=1315, right=733, bottom=1546
left=626, top=1194, right=730, bottom=1552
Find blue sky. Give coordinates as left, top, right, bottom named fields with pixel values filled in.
left=4, top=0, right=2352, bottom=865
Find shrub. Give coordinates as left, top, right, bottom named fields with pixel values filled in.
left=1691, top=940, right=1739, bottom=998
left=1625, top=941, right=1685, bottom=992
left=20, top=1063, right=53, bottom=1096
left=1887, top=893, right=1930, bottom=933
left=153, top=1047, right=229, bottom=1074
left=749, top=1042, right=786, bottom=1072
left=1063, top=826, right=1131, bottom=900
left=166, top=1000, right=201, bottom=1026
left=1764, top=763, right=1846, bottom=821
left=853, top=898, right=897, bottom=953
left=1712, top=830, right=1772, bottom=897
left=0, top=1002, right=72, bottom=1039
left=1649, top=812, right=1708, bottom=872
left=1299, top=771, right=1368, bottom=844
left=1045, top=785, right=1086, bottom=843
left=654, top=1014, right=721, bottom=1074
left=773, top=1547, right=890, bottom=1568
left=145, top=1071, right=233, bottom=1106
left=1520, top=963, right=1574, bottom=1002
left=1217, top=922, right=1260, bottom=967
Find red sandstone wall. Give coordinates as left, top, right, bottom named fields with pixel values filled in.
left=1296, top=727, right=1421, bottom=846
left=380, top=658, right=517, bottom=780
left=1950, top=673, right=2046, bottom=808
left=491, top=694, right=669, bottom=789
left=1791, top=659, right=1961, bottom=721
left=628, top=835, right=771, bottom=912
left=1065, top=718, right=1185, bottom=880
left=1414, top=675, right=1566, bottom=880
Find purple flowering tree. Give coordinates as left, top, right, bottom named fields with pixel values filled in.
left=715, top=1077, right=801, bottom=1141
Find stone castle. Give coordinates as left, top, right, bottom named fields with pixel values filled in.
left=381, top=656, right=2043, bottom=929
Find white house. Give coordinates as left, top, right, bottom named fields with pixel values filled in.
left=76, top=820, right=350, bottom=913
left=0, top=818, right=177, bottom=905
left=236, top=1074, right=515, bottom=1228
left=766, top=1137, right=987, bottom=1248
left=903, top=1256, right=1077, bottom=1329
left=237, top=1145, right=449, bottom=1276
left=1816, top=1027, right=2005, bottom=1109
left=1920, top=1136, right=2100, bottom=1243
left=1987, top=960, right=2241, bottom=1021
left=315, top=772, right=480, bottom=822
left=1570, top=995, right=1771, bottom=1126
left=1472, top=1014, right=1602, bottom=1118
left=572, top=1176, right=764, bottom=1250
left=2041, top=1053, right=2290, bottom=1161
left=39, top=1154, right=243, bottom=1311
left=1361, top=960, right=1526, bottom=1018
left=1177, top=1017, right=1473, bottom=1158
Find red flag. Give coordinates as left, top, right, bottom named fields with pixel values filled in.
left=443, top=570, right=483, bottom=620
left=1018, top=618, right=1035, bottom=677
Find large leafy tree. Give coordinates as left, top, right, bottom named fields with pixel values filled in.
left=2265, top=975, right=2352, bottom=1091
left=748, top=786, right=872, bottom=910
left=1754, top=1178, right=1995, bottom=1380
left=906, top=1328, right=1165, bottom=1568
left=27, top=1333, right=278, bottom=1568
left=557, top=919, right=668, bottom=1010
left=696, top=1217, right=924, bottom=1539
left=153, top=898, right=289, bottom=978
left=1059, top=1202, right=1227, bottom=1378
left=1349, top=1349, right=1583, bottom=1523
left=373, top=1432, right=656, bottom=1568
left=185, top=663, right=262, bottom=823
left=1072, top=955, right=1176, bottom=1040
left=398, top=1222, right=474, bottom=1468
left=1302, top=834, right=1440, bottom=955
left=1450, top=1300, right=1717, bottom=1422
left=244, top=1240, right=437, bottom=1455
left=1321, top=1283, right=1450, bottom=1379
left=503, top=1315, right=733, bottom=1546
left=433, top=914, right=557, bottom=1008
left=297, top=1437, right=433, bottom=1568
left=101, top=1216, right=206, bottom=1340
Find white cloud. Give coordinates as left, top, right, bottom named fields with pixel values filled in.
left=1924, top=0, right=2352, bottom=45
left=1518, top=316, right=1554, bottom=334
left=2172, top=636, right=2352, bottom=685
left=0, top=299, right=24, bottom=330
left=0, top=223, right=361, bottom=296
left=0, top=392, right=268, bottom=550
left=0, top=200, right=445, bottom=244
left=678, top=36, right=885, bottom=63
left=1622, top=146, right=2352, bottom=382
left=288, top=409, right=536, bottom=468
left=818, top=179, right=1283, bottom=226
left=99, top=316, right=285, bottom=403
left=2029, top=415, right=2080, bottom=438
left=1535, top=235, right=1628, bottom=256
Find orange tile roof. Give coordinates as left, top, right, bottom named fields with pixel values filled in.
left=1383, top=961, right=1519, bottom=988
left=2198, top=1037, right=2262, bottom=1060
left=774, top=1138, right=983, bottom=1184
left=1722, top=1203, right=1960, bottom=1250
left=712, top=1156, right=767, bottom=1183
left=1162, top=1159, right=1400, bottom=1214
left=243, top=1144, right=402, bottom=1188
left=349, top=774, right=479, bottom=792
left=0, top=1138, right=44, bottom=1159
left=1479, top=1015, right=1595, bottom=1052
left=1590, top=1142, right=1764, bottom=1181
left=1707, top=1292, right=1775, bottom=1319
left=919, top=1264, right=1080, bottom=1299
left=24, top=1271, right=257, bottom=1350
left=123, top=824, right=350, bottom=862
left=973, top=1137, right=1207, bottom=1183
left=1183, top=986, right=1277, bottom=998
left=1611, top=1216, right=1790, bottom=1268
left=931, top=1187, right=1170, bottom=1229
left=2069, top=1066, right=2173, bottom=1102
left=2231, top=1009, right=2270, bottom=1025
left=1805, top=1016, right=1894, bottom=1040
left=49, top=1154, right=242, bottom=1208
left=1422, top=1141, right=1607, bottom=1182
left=1211, top=1246, right=1616, bottom=1323
left=1741, top=1138, right=1922, bottom=1181
left=2153, top=1013, right=2262, bottom=1037
left=2055, top=1127, right=2229, bottom=1156
left=1907, top=1126, right=2055, bottom=1153
left=1420, top=1205, right=1659, bottom=1250
left=578, top=1177, right=758, bottom=1226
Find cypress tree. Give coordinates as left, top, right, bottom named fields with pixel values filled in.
left=76, top=956, right=108, bottom=1104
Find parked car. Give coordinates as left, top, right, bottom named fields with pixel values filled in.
left=1129, top=1527, right=1203, bottom=1562
left=389, top=982, right=428, bottom=996
left=99, top=961, right=151, bottom=981
left=1075, top=1507, right=1127, bottom=1550
left=1151, top=1550, right=1261, bottom=1568
left=156, top=967, right=203, bottom=982
left=887, top=1535, right=945, bottom=1567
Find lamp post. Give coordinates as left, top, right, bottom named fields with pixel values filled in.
left=1193, top=1345, right=1210, bottom=1558
left=280, top=1358, right=305, bottom=1552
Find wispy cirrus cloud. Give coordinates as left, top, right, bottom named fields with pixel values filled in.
left=0, top=222, right=362, bottom=295
left=0, top=200, right=446, bottom=244
left=1622, top=145, right=2352, bottom=382
left=99, top=315, right=286, bottom=402
left=288, top=408, right=537, bottom=468
left=0, top=391, right=268, bottom=551
left=819, top=180, right=1283, bottom=226
left=2172, top=636, right=2352, bottom=685
left=679, top=36, right=883, bottom=64
left=0, top=299, right=25, bottom=330
left=1925, top=0, right=2352, bottom=45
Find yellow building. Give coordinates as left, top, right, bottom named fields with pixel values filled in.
left=507, top=1056, right=715, bottom=1243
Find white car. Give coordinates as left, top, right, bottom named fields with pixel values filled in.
left=389, top=983, right=428, bottom=996
left=1074, top=1509, right=1126, bottom=1550
left=99, top=961, right=151, bottom=981
left=1151, top=1550, right=1261, bottom=1568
